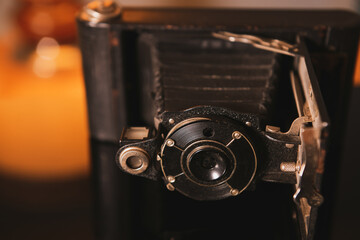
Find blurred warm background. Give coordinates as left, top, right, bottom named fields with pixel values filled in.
left=0, top=0, right=88, bottom=180
left=0, top=0, right=359, bottom=239
left=0, top=0, right=92, bottom=239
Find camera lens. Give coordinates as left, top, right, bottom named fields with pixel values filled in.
left=188, top=148, right=229, bottom=182
left=159, top=117, right=257, bottom=200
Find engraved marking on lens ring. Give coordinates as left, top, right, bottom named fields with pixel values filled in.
left=180, top=140, right=237, bottom=187
left=119, top=147, right=150, bottom=174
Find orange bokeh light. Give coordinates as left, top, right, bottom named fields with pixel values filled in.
left=354, top=42, right=360, bottom=86
left=0, top=41, right=90, bottom=179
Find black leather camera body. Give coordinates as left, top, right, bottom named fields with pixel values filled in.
left=77, top=2, right=360, bottom=240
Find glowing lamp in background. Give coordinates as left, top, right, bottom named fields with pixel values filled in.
left=17, top=0, right=80, bottom=44
left=0, top=0, right=89, bottom=179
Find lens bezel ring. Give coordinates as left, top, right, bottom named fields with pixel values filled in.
left=181, top=140, right=236, bottom=187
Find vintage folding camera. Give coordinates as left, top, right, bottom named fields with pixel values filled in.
left=78, top=2, right=360, bottom=240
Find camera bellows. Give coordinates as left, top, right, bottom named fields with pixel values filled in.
left=138, top=33, right=281, bottom=117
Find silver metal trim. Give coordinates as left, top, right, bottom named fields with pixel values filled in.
left=212, top=31, right=299, bottom=56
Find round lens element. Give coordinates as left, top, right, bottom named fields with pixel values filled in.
left=188, top=148, right=229, bottom=182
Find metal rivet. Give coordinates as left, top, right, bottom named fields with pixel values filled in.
left=245, top=122, right=252, bottom=127
left=167, top=176, right=175, bottom=183
left=166, top=139, right=175, bottom=147
left=232, top=131, right=241, bottom=139
left=169, top=118, right=175, bottom=124
left=286, top=143, right=294, bottom=148
left=166, top=183, right=175, bottom=191
left=231, top=189, right=239, bottom=196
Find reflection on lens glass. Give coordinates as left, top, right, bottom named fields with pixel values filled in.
left=189, top=148, right=228, bottom=182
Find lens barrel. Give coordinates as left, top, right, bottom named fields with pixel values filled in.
left=159, top=117, right=258, bottom=200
